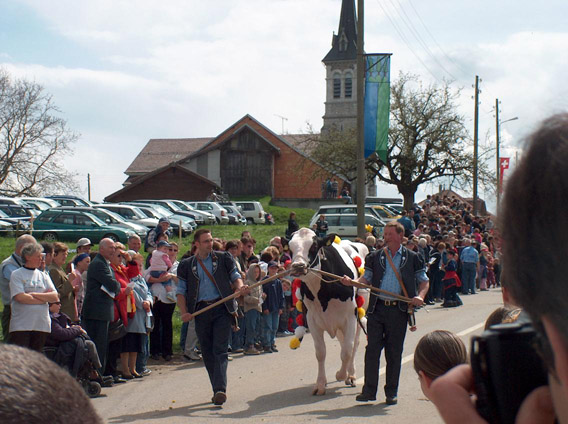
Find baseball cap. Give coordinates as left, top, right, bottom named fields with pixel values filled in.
left=158, top=217, right=170, bottom=224
left=76, top=238, right=92, bottom=248
left=267, top=261, right=278, bottom=268
left=157, top=240, right=170, bottom=248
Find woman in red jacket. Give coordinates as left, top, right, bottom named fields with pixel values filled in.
left=104, top=244, right=133, bottom=381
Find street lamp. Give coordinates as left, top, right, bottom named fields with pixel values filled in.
left=496, top=103, right=519, bottom=209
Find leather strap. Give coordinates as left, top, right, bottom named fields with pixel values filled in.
left=196, top=256, right=218, bottom=288
left=383, top=247, right=410, bottom=299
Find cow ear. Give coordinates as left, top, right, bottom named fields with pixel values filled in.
left=323, top=234, right=337, bottom=247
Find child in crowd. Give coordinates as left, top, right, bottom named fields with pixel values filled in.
left=148, top=240, right=175, bottom=302
left=441, top=250, right=463, bottom=307
left=262, top=261, right=284, bottom=353
left=243, top=263, right=263, bottom=355
left=413, top=330, right=468, bottom=400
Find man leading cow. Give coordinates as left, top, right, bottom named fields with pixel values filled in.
left=342, top=221, right=429, bottom=405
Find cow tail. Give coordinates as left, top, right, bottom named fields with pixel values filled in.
left=355, top=307, right=367, bottom=336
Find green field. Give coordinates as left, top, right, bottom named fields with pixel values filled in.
left=0, top=198, right=314, bottom=348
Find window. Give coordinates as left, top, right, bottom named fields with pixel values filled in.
left=75, top=215, right=96, bottom=226
left=53, top=214, right=74, bottom=225
left=333, top=76, right=341, bottom=99
left=345, top=72, right=353, bottom=98
left=119, top=208, right=135, bottom=219
left=239, top=203, right=254, bottom=211
left=326, top=216, right=340, bottom=226
left=38, top=213, right=55, bottom=223
left=339, top=216, right=357, bottom=227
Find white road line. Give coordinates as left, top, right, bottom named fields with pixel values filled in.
left=355, top=321, right=485, bottom=385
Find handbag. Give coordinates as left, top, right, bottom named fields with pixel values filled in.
left=108, top=318, right=128, bottom=342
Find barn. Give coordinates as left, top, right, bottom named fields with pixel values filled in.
left=106, top=114, right=346, bottom=202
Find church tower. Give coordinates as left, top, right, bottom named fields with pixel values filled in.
left=322, top=0, right=358, bottom=132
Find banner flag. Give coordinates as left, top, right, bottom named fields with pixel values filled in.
left=499, top=157, right=510, bottom=193
left=364, top=54, right=391, bottom=161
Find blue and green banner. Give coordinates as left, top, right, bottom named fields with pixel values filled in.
left=364, top=54, right=391, bottom=162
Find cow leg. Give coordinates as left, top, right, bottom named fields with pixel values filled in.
left=310, top=324, right=327, bottom=395
left=336, top=317, right=356, bottom=386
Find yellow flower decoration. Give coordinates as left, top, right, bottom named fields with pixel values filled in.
left=358, top=266, right=365, bottom=277
left=296, top=300, right=303, bottom=312
left=357, top=307, right=366, bottom=320
left=334, top=236, right=341, bottom=244
left=365, top=224, right=373, bottom=233
left=289, top=337, right=301, bottom=350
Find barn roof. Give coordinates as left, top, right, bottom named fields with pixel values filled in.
left=124, top=137, right=212, bottom=175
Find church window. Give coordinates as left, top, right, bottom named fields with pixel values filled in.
left=333, top=73, right=341, bottom=99
left=339, top=29, right=348, bottom=52
left=345, top=72, right=353, bottom=98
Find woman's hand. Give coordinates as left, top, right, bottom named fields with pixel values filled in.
left=125, top=286, right=133, bottom=295
left=142, top=301, right=151, bottom=312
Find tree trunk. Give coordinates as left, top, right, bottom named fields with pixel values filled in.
left=400, top=188, right=416, bottom=211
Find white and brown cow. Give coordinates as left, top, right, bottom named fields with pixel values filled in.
left=289, top=228, right=368, bottom=395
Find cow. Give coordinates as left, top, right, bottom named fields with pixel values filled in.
left=289, top=228, right=369, bottom=395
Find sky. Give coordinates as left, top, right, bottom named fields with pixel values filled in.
left=1, top=0, right=567, bottom=211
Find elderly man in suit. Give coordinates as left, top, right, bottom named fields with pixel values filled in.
left=82, top=238, right=120, bottom=373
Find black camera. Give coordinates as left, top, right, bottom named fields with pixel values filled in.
left=470, top=320, right=549, bottom=424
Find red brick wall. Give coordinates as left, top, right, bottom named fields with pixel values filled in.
left=106, top=168, right=215, bottom=202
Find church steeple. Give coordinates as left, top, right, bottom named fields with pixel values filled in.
left=322, top=0, right=357, bottom=63
left=321, top=0, right=358, bottom=133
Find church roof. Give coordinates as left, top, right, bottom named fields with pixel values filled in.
left=322, top=0, right=358, bottom=63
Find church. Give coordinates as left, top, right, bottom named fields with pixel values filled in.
left=105, top=0, right=359, bottom=203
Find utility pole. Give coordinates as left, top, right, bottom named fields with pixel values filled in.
left=356, top=0, right=365, bottom=237
left=87, top=173, right=91, bottom=201
left=495, top=98, right=500, bottom=208
left=472, top=76, right=479, bottom=216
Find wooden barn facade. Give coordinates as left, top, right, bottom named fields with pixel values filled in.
left=106, top=115, right=345, bottom=202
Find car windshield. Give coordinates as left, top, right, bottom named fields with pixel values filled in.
left=0, top=210, right=9, bottom=218
left=94, top=208, right=126, bottom=223
left=170, top=200, right=190, bottom=211
left=224, top=206, right=234, bottom=213
left=146, top=204, right=173, bottom=217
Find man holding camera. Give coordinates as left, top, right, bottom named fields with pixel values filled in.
left=429, top=114, right=568, bottom=423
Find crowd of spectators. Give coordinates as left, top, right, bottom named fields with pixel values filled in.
left=0, top=193, right=500, bottom=410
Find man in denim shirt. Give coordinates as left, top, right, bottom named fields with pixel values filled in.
left=343, top=221, right=429, bottom=405
left=176, top=229, right=248, bottom=406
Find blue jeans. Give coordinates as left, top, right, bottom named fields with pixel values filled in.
left=262, top=311, right=279, bottom=348
left=231, top=314, right=244, bottom=350
left=136, top=333, right=149, bottom=373
left=195, top=304, right=232, bottom=393
left=180, top=321, right=189, bottom=350
left=461, top=262, right=477, bottom=294
left=245, top=309, right=260, bottom=347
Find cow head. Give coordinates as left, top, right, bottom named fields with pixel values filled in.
left=289, top=228, right=337, bottom=276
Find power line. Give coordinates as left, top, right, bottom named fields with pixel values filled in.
left=391, top=0, right=459, bottom=81
left=374, top=0, right=441, bottom=82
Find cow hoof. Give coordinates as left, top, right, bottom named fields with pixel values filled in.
left=312, top=387, right=326, bottom=396
left=345, top=377, right=356, bottom=387
left=336, top=370, right=348, bottom=381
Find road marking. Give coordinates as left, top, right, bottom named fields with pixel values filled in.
left=355, top=321, right=485, bottom=385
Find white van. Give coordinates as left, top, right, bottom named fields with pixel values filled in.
left=234, top=201, right=266, bottom=224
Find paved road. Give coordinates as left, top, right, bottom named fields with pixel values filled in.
left=93, top=288, right=504, bottom=423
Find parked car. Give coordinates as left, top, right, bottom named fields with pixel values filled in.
left=53, top=207, right=148, bottom=239
left=311, top=213, right=385, bottom=238
left=186, top=201, right=230, bottom=225
left=115, top=203, right=195, bottom=235
left=371, top=205, right=401, bottom=222
left=0, top=219, right=14, bottom=234
left=0, top=205, right=36, bottom=227
left=94, top=204, right=158, bottom=228
left=309, top=204, right=387, bottom=227
left=234, top=201, right=266, bottom=224
left=17, top=197, right=61, bottom=211
left=32, top=209, right=135, bottom=243
left=126, top=200, right=204, bottom=227
left=222, top=205, right=247, bottom=225
left=166, top=200, right=216, bottom=225
left=0, top=196, right=35, bottom=208
left=0, top=209, right=29, bottom=230
left=46, top=195, right=93, bottom=207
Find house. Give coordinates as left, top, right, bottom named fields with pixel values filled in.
left=105, top=115, right=343, bottom=202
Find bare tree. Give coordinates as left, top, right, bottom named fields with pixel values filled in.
left=0, top=68, right=79, bottom=196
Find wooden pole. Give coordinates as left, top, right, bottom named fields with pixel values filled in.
left=190, top=269, right=292, bottom=318
left=309, top=268, right=412, bottom=303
